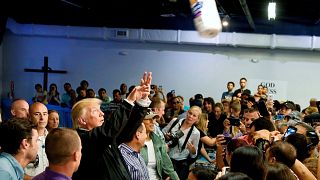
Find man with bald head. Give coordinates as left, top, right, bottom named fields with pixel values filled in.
left=10, top=99, right=29, bottom=118
left=25, top=102, right=49, bottom=178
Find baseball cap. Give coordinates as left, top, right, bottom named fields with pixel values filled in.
left=281, top=101, right=295, bottom=110
left=144, top=109, right=159, bottom=119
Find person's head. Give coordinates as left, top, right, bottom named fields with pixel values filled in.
left=0, top=118, right=38, bottom=167
left=219, top=172, right=252, bottom=180
left=77, top=86, right=87, bottom=98
left=285, top=133, right=309, bottom=161
left=98, top=88, right=107, bottom=99
left=304, top=106, right=318, bottom=116
left=250, top=117, right=275, bottom=134
left=257, top=85, right=263, bottom=94
left=11, top=99, right=29, bottom=118
left=35, top=83, right=43, bottom=92
left=49, top=83, right=58, bottom=93
left=112, top=89, right=122, bottom=102
left=203, top=97, right=215, bottom=113
left=123, top=123, right=147, bottom=149
left=243, top=108, right=260, bottom=134
left=120, top=83, right=127, bottom=94
left=80, top=80, right=89, bottom=89
left=227, top=81, right=235, bottom=92
left=142, top=110, right=159, bottom=134
left=230, top=100, right=241, bottom=117
left=225, top=139, right=248, bottom=165
left=185, top=106, right=202, bottom=125
left=230, top=146, right=266, bottom=180
left=266, top=141, right=296, bottom=167
left=47, top=110, right=60, bottom=131
left=239, top=78, right=247, bottom=89
left=29, top=102, right=48, bottom=129
left=309, top=98, right=317, bottom=107
left=72, top=98, right=104, bottom=131
left=86, top=88, right=96, bottom=98
left=294, top=122, right=319, bottom=153
left=196, top=113, right=208, bottom=132
left=63, top=83, right=72, bottom=92
left=213, top=103, right=224, bottom=119
left=188, top=167, right=217, bottom=180
left=263, top=86, right=268, bottom=95
left=222, top=99, right=231, bottom=114
left=150, top=99, right=166, bottom=118
left=45, top=128, right=82, bottom=173
left=280, top=102, right=295, bottom=115
left=266, top=162, right=295, bottom=180
left=171, top=97, right=182, bottom=110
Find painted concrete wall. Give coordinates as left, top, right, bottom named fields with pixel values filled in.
left=2, top=33, right=320, bottom=109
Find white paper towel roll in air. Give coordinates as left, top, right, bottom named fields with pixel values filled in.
left=190, top=0, right=222, bottom=38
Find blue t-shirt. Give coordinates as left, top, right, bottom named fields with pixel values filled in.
left=0, top=152, right=24, bottom=180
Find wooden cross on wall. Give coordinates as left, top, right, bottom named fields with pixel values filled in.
left=24, top=56, right=67, bottom=91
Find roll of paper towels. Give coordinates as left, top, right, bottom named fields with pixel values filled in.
left=190, top=0, right=222, bottom=38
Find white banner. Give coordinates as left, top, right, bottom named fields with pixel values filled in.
left=247, top=79, right=288, bottom=101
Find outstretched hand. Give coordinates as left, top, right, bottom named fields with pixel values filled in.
left=127, top=72, right=152, bottom=104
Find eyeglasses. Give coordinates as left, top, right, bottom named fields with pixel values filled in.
left=172, top=101, right=180, bottom=104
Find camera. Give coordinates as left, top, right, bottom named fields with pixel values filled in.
left=228, top=117, right=241, bottom=126
left=166, top=130, right=184, bottom=148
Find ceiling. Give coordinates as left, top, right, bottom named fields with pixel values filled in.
left=4, top=0, right=320, bottom=36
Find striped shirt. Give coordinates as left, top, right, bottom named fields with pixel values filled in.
left=119, top=143, right=150, bottom=180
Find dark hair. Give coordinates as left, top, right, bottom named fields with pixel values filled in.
left=228, top=81, right=235, bottom=87
left=49, top=83, right=60, bottom=95
left=230, top=146, right=266, bottom=180
left=226, top=139, right=248, bottom=154
left=35, top=83, right=42, bottom=89
left=266, top=163, right=295, bottom=180
left=64, top=82, right=71, bottom=88
left=240, top=78, right=247, bottom=82
left=250, top=117, right=275, bottom=132
left=189, top=167, right=217, bottom=180
left=0, top=118, right=36, bottom=155
left=219, top=172, right=252, bottom=180
left=268, top=141, right=296, bottom=167
left=128, top=85, right=135, bottom=94
left=203, top=97, right=215, bottom=106
left=80, top=80, right=89, bottom=87
left=98, top=88, right=106, bottom=94
left=113, top=89, right=121, bottom=95
left=285, top=133, right=309, bottom=161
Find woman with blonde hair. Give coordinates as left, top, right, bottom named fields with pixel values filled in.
left=162, top=106, right=201, bottom=180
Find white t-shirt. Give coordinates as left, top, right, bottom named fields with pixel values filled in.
left=145, top=139, right=160, bottom=180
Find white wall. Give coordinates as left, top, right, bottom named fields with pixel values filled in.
left=2, top=33, right=320, bottom=109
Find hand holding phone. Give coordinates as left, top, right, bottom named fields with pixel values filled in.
left=228, top=117, right=241, bottom=126
left=283, top=126, right=297, bottom=139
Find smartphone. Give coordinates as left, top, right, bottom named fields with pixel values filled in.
left=273, top=114, right=285, bottom=121
left=222, top=166, right=230, bottom=175
left=222, top=136, right=232, bottom=145
left=151, top=85, right=155, bottom=89
left=267, top=94, right=273, bottom=101
left=283, top=126, right=297, bottom=139
left=257, top=101, right=269, bottom=117
left=228, top=117, right=241, bottom=126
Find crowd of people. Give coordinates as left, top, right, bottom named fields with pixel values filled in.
left=0, top=73, right=320, bottom=180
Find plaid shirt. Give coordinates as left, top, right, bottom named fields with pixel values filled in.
left=119, top=143, right=149, bottom=180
